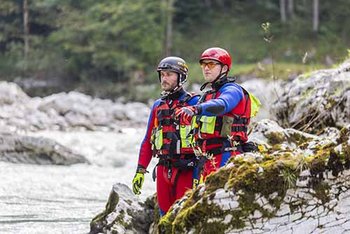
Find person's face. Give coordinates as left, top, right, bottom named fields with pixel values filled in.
left=200, top=59, right=227, bottom=82
left=160, top=70, right=178, bottom=91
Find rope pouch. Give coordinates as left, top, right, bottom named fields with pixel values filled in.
left=241, top=141, right=258, bottom=152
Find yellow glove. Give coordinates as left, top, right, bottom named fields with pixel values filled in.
left=132, top=172, right=144, bottom=195
left=132, top=165, right=148, bottom=195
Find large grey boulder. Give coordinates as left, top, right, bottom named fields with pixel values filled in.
left=0, top=81, right=30, bottom=105
left=0, top=132, right=88, bottom=165
left=90, top=183, right=155, bottom=234
left=272, top=59, right=350, bottom=133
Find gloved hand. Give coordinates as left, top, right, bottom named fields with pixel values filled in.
left=175, top=106, right=198, bottom=125
left=132, top=165, right=148, bottom=195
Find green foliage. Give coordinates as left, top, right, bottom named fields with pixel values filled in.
left=0, top=0, right=164, bottom=84
left=47, top=0, right=163, bottom=82
left=0, top=0, right=350, bottom=99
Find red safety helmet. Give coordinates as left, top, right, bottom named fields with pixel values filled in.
left=199, top=47, right=232, bottom=71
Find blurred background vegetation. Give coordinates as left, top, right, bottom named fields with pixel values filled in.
left=0, top=0, right=349, bottom=102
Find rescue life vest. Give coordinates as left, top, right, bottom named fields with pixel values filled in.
left=192, top=83, right=260, bottom=154
left=151, top=93, right=196, bottom=157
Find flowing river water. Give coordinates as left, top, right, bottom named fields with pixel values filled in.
left=0, top=128, right=156, bottom=234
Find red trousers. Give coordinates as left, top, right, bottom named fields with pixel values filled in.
left=156, top=165, right=194, bottom=215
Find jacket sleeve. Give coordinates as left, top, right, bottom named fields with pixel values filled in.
left=137, top=101, right=158, bottom=169
left=187, top=94, right=200, bottom=105
left=198, top=84, right=243, bottom=116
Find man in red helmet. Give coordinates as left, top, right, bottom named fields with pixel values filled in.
left=132, top=56, right=200, bottom=216
left=175, top=47, right=252, bottom=181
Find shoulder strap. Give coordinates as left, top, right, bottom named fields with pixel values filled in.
left=179, top=91, right=199, bottom=105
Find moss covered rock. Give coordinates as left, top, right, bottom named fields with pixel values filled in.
left=90, top=183, right=155, bottom=234
left=272, top=59, right=350, bottom=133
left=158, top=121, right=350, bottom=233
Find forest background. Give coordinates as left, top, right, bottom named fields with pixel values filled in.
left=1, top=0, right=349, bottom=102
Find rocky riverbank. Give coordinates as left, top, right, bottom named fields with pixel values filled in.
left=0, top=82, right=150, bottom=132
left=0, top=81, right=150, bottom=165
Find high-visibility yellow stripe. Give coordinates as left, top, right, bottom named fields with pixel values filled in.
left=200, top=116, right=216, bottom=134
left=180, top=125, right=192, bottom=147
left=154, top=127, right=163, bottom=150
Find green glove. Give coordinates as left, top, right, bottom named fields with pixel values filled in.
left=132, top=165, right=148, bottom=195
left=132, top=172, right=145, bottom=195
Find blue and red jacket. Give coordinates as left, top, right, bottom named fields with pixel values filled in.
left=138, top=89, right=200, bottom=169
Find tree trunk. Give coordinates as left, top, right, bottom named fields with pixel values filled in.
left=23, top=0, right=29, bottom=59
left=164, top=0, right=175, bottom=57
left=204, top=0, right=211, bottom=8
left=280, top=0, right=287, bottom=24
left=288, top=0, right=294, bottom=19
left=312, top=0, right=319, bottom=32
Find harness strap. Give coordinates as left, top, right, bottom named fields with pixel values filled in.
left=200, top=144, right=243, bottom=156
left=206, top=147, right=225, bottom=156
left=212, top=118, right=249, bottom=132
left=197, top=138, right=226, bottom=146
left=152, top=155, right=197, bottom=181
left=157, top=109, right=173, bottom=116
left=158, top=119, right=175, bottom=125
left=162, top=132, right=178, bottom=139
left=215, top=116, right=249, bottom=126
left=232, top=126, right=248, bottom=132
left=233, top=118, right=249, bottom=125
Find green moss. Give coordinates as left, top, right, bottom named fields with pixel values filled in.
left=338, top=126, right=350, bottom=144
left=298, top=72, right=312, bottom=81
left=205, top=167, right=231, bottom=194
left=287, top=132, right=314, bottom=145
left=110, top=210, right=130, bottom=233
left=158, top=188, right=204, bottom=233
left=171, top=197, right=217, bottom=233
left=158, top=214, right=173, bottom=234
left=338, top=127, right=350, bottom=168
left=300, top=87, right=316, bottom=100
left=90, top=190, right=119, bottom=231
left=265, top=131, right=286, bottom=144
left=309, top=156, right=327, bottom=178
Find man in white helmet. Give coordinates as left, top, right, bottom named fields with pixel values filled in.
left=132, top=56, right=200, bottom=216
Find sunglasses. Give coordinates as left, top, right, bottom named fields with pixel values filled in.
left=200, top=61, right=220, bottom=69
